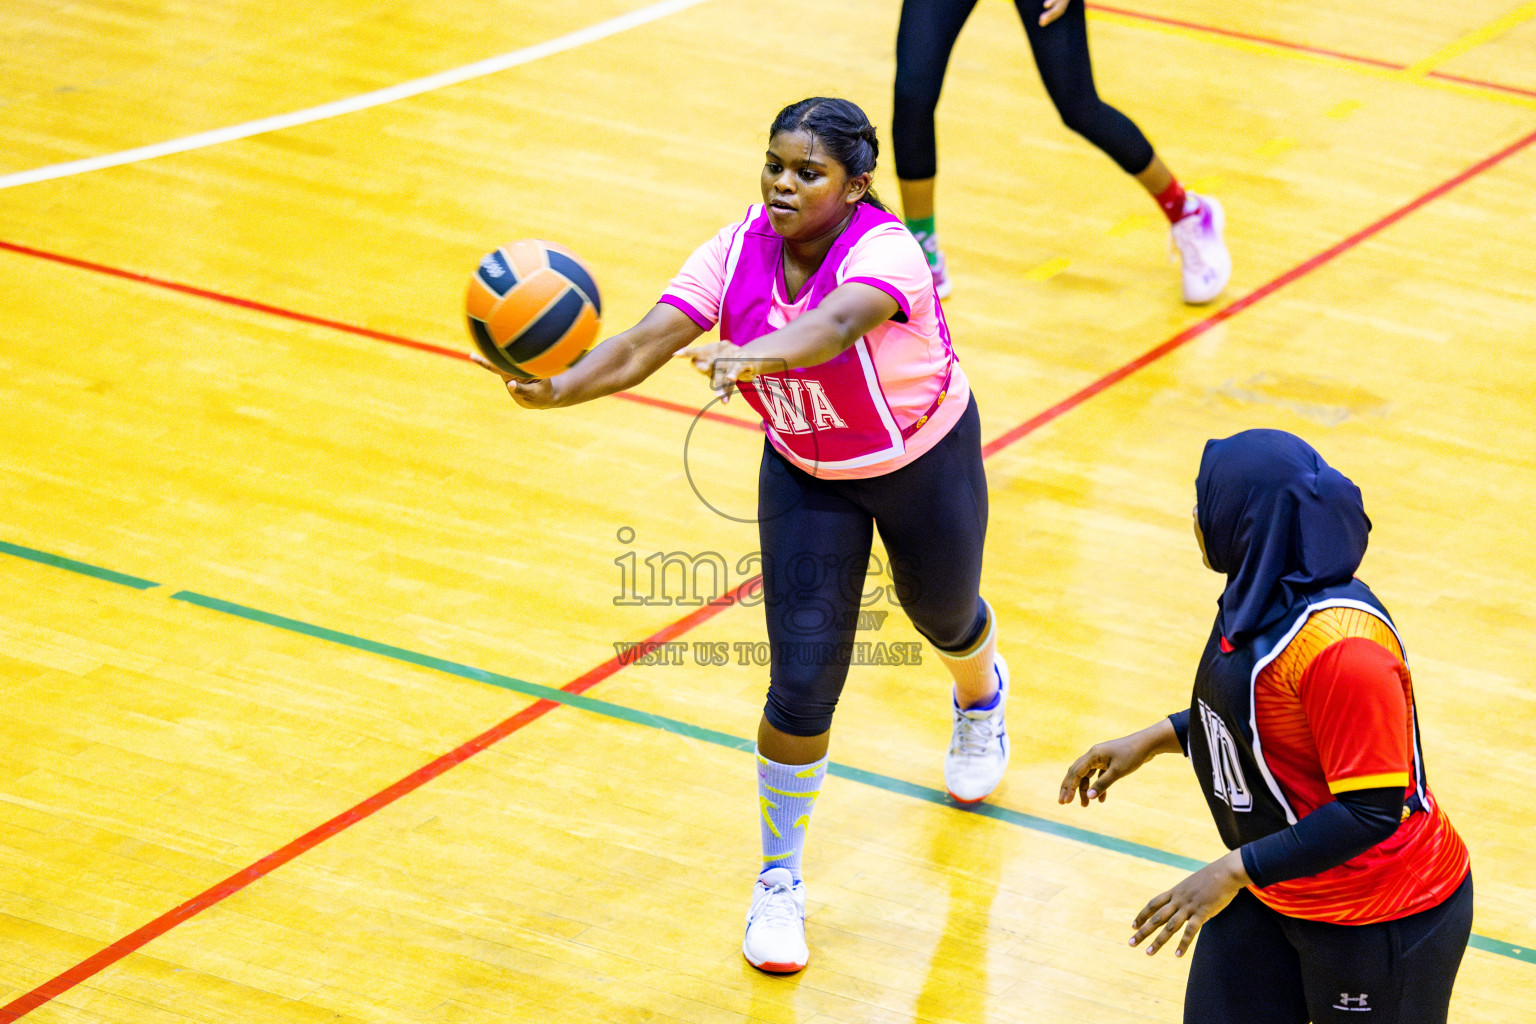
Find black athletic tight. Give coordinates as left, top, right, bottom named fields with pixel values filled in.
left=757, top=399, right=989, bottom=737
left=893, top=0, right=1156, bottom=180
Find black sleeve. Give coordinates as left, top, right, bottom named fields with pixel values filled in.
left=1168, top=709, right=1190, bottom=756
left=1239, top=787, right=1404, bottom=888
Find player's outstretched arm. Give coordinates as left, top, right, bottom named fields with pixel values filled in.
left=678, top=282, right=898, bottom=396
left=1058, top=717, right=1183, bottom=807
left=472, top=302, right=704, bottom=409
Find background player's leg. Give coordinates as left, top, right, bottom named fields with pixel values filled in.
left=893, top=0, right=981, bottom=297
left=1015, top=0, right=1230, bottom=303
left=745, top=442, right=874, bottom=973
left=1019, top=0, right=1185, bottom=218
left=1017, top=0, right=1152, bottom=177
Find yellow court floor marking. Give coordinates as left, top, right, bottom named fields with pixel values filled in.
left=1403, top=0, right=1536, bottom=77
left=1254, top=136, right=1300, bottom=160
left=1023, top=257, right=1071, bottom=281
left=1107, top=213, right=1156, bottom=237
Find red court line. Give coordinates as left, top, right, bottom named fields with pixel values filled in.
left=7, top=122, right=1536, bottom=1024
left=1086, top=3, right=1536, bottom=100
left=982, top=125, right=1536, bottom=459
left=1089, top=3, right=1401, bottom=69
left=0, top=240, right=756, bottom=432
left=0, top=577, right=759, bottom=1023
left=1431, top=71, right=1536, bottom=100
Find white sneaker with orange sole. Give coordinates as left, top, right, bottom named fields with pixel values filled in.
left=743, top=867, right=808, bottom=973
left=944, top=653, right=1010, bottom=804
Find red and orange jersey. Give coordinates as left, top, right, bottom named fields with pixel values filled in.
left=1250, top=606, right=1469, bottom=924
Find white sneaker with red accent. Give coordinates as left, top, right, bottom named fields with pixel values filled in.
left=944, top=653, right=1010, bottom=804
left=743, top=867, right=808, bottom=973
left=1170, top=194, right=1231, bottom=305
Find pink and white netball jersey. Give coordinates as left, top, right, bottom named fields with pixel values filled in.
left=660, top=204, right=971, bottom=479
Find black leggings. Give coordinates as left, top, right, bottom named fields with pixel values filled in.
left=893, top=0, right=1156, bottom=180
left=758, top=399, right=989, bottom=736
left=1184, top=874, right=1474, bottom=1024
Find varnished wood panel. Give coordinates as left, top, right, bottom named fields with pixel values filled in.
left=1, top=0, right=1532, bottom=1020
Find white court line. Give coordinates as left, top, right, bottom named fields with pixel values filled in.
left=0, top=0, right=714, bottom=191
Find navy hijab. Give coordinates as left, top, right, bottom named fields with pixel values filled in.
left=1196, top=430, right=1371, bottom=645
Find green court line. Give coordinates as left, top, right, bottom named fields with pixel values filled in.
left=168, top=591, right=755, bottom=753
left=170, top=590, right=1202, bottom=875
left=5, top=541, right=1530, bottom=965
left=0, top=540, right=159, bottom=590
left=162, top=591, right=1536, bottom=965
left=1469, top=934, right=1532, bottom=961
left=829, top=762, right=1206, bottom=872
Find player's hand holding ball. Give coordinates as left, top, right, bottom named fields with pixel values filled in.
left=468, top=352, right=559, bottom=408
left=465, top=239, right=601, bottom=410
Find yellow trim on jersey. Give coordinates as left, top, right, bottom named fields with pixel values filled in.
left=1328, top=772, right=1409, bottom=794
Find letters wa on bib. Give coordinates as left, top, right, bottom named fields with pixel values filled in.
left=661, top=202, right=964, bottom=477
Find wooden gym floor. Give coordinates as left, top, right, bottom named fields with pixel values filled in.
left=2, top=0, right=1533, bottom=1020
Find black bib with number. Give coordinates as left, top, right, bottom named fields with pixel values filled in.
left=1187, top=578, right=1427, bottom=850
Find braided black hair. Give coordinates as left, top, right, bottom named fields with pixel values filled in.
left=769, top=97, right=888, bottom=212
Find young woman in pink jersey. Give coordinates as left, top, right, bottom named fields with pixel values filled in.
left=475, top=97, right=1008, bottom=974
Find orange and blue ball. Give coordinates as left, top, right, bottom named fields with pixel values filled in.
left=465, top=240, right=601, bottom=380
